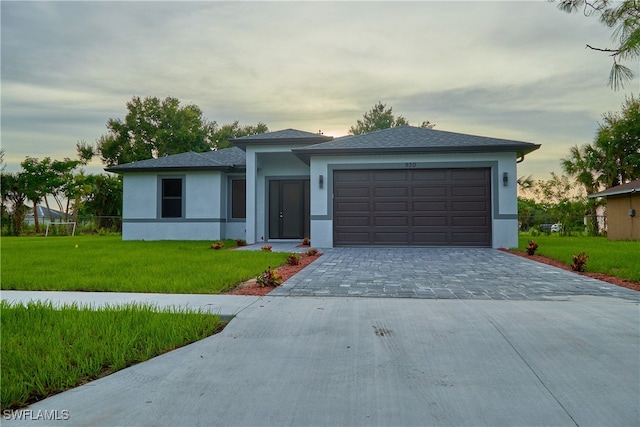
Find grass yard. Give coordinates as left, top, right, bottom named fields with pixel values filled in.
left=516, top=234, right=640, bottom=282
left=1, top=301, right=225, bottom=410
left=0, top=236, right=290, bottom=293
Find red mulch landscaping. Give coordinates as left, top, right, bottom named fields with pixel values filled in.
left=500, top=249, right=640, bottom=292
left=226, top=252, right=322, bottom=296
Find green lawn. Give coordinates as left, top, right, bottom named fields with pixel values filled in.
left=516, top=234, right=640, bottom=282
left=0, top=236, right=290, bottom=293
left=1, top=301, right=225, bottom=410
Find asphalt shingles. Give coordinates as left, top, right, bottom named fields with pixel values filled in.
left=270, top=248, right=640, bottom=301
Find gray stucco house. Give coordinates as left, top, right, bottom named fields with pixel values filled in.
left=106, top=125, right=540, bottom=248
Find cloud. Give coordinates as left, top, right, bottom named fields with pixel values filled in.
left=1, top=0, right=636, bottom=179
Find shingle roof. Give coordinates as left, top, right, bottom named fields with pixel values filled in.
left=231, top=128, right=333, bottom=149
left=292, top=125, right=540, bottom=163
left=588, top=179, right=640, bottom=198
left=105, top=147, right=246, bottom=173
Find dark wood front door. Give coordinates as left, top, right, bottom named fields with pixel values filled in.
left=269, top=180, right=310, bottom=239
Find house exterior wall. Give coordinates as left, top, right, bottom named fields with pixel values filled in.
left=121, top=171, right=235, bottom=240
left=244, top=147, right=310, bottom=244
left=308, top=152, right=519, bottom=249
left=606, top=194, right=640, bottom=240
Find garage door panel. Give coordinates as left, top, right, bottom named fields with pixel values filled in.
left=413, top=216, right=448, bottom=226
left=375, top=216, right=409, bottom=226
left=374, top=201, right=408, bottom=212
left=412, top=232, right=449, bottom=244
left=334, top=169, right=491, bottom=247
left=336, top=201, right=370, bottom=211
left=374, top=170, right=408, bottom=181
left=335, top=171, right=370, bottom=182
left=336, top=216, right=371, bottom=227
left=375, top=187, right=409, bottom=197
left=412, top=187, right=447, bottom=197
left=373, top=232, right=410, bottom=243
left=413, top=201, right=447, bottom=211
left=336, top=187, right=370, bottom=198
left=451, top=169, right=488, bottom=180
left=452, top=185, right=489, bottom=197
left=452, top=216, right=489, bottom=226
left=412, top=170, right=447, bottom=181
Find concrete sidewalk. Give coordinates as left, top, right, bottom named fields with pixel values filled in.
left=1, top=291, right=262, bottom=319
left=3, top=295, right=638, bottom=426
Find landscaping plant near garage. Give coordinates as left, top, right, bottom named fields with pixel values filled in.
left=516, top=235, right=639, bottom=282
left=0, top=301, right=226, bottom=410
left=0, top=236, right=289, bottom=294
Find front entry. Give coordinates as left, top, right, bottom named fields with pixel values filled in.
left=269, top=179, right=310, bottom=239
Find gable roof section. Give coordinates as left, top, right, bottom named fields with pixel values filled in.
left=292, top=125, right=541, bottom=163
left=588, top=179, right=640, bottom=198
left=105, top=147, right=246, bottom=173
left=231, top=128, right=333, bottom=150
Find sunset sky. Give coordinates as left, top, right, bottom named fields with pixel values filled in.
left=2, top=1, right=637, bottom=179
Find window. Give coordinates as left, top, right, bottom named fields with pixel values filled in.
left=231, top=179, right=246, bottom=219
left=161, top=178, right=183, bottom=218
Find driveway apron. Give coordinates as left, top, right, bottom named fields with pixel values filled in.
left=271, top=248, right=640, bottom=301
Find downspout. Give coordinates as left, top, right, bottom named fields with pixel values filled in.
left=516, top=155, right=525, bottom=164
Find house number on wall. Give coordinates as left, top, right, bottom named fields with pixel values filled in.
left=405, top=162, right=417, bottom=168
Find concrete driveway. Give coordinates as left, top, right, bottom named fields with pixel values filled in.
left=3, top=248, right=639, bottom=426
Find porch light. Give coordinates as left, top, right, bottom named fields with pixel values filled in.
left=502, top=172, right=508, bottom=186
left=319, top=174, right=324, bottom=189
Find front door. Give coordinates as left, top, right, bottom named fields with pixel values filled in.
left=269, top=180, right=310, bottom=239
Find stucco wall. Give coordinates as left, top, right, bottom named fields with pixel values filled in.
left=308, top=152, right=520, bottom=249
left=121, top=171, right=230, bottom=241
left=244, top=147, right=310, bottom=244
left=606, top=194, right=640, bottom=240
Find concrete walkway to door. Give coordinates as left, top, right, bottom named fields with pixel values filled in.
left=270, top=248, right=640, bottom=301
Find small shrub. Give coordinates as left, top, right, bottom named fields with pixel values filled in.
left=256, top=268, right=282, bottom=287
left=526, top=240, right=538, bottom=256
left=261, top=245, right=272, bottom=252
left=286, top=253, right=300, bottom=266
left=302, top=237, right=311, bottom=246
left=571, top=252, right=589, bottom=272
left=210, top=242, right=224, bottom=250
left=306, top=248, right=318, bottom=256
left=235, top=239, right=247, bottom=247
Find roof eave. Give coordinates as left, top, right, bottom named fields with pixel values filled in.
left=231, top=136, right=334, bottom=151
left=588, top=187, right=640, bottom=198
left=104, top=165, right=245, bottom=174
left=292, top=144, right=541, bottom=164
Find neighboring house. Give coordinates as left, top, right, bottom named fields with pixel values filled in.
left=106, top=126, right=540, bottom=248
left=25, top=205, right=64, bottom=225
left=589, top=179, right=640, bottom=240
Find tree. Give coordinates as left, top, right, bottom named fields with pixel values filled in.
left=557, top=0, right=639, bottom=89
left=81, top=96, right=270, bottom=166
left=78, top=174, right=123, bottom=231
left=211, top=121, right=269, bottom=150
left=20, top=157, right=56, bottom=233
left=349, top=102, right=434, bottom=135
left=562, top=95, right=640, bottom=192
left=0, top=172, right=29, bottom=235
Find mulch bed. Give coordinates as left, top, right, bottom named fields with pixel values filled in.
left=226, top=252, right=322, bottom=296
left=500, top=249, right=640, bottom=292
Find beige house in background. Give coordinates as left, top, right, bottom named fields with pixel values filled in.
left=589, top=180, right=640, bottom=240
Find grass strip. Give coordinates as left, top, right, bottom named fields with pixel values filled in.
left=516, top=234, right=640, bottom=281
left=1, top=236, right=289, bottom=293
left=1, top=300, right=226, bottom=410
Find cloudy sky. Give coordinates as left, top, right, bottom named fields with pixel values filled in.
left=1, top=1, right=637, bottom=179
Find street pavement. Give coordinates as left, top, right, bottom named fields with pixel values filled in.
left=2, top=248, right=639, bottom=426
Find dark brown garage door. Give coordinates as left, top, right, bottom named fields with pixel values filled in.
left=333, top=168, right=492, bottom=247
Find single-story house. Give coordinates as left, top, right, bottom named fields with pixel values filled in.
left=106, top=125, right=540, bottom=248
left=589, top=179, right=640, bottom=240
left=25, top=205, right=64, bottom=225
